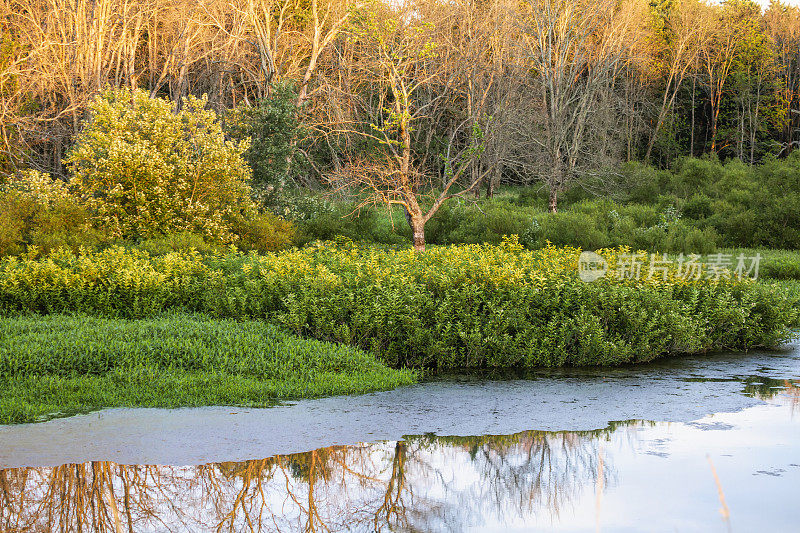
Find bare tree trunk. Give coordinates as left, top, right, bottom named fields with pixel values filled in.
left=738, top=101, right=745, bottom=160
left=486, top=165, right=499, bottom=198
left=548, top=187, right=558, bottom=214
left=690, top=76, right=696, bottom=157
left=750, top=81, right=761, bottom=164
left=410, top=216, right=426, bottom=251
left=404, top=207, right=426, bottom=252
left=710, top=101, right=720, bottom=153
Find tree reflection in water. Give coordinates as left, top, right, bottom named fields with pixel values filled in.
left=743, top=377, right=799, bottom=413
left=0, top=422, right=651, bottom=533
left=787, top=380, right=800, bottom=413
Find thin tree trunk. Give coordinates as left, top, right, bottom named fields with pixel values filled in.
left=411, top=218, right=425, bottom=251
left=486, top=165, right=498, bottom=198
left=690, top=77, right=696, bottom=157
left=738, top=102, right=745, bottom=161
left=750, top=83, right=761, bottom=164
left=548, top=188, right=558, bottom=214
left=710, top=100, right=720, bottom=153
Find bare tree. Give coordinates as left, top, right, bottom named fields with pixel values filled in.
left=697, top=0, right=750, bottom=154
left=324, top=0, right=489, bottom=251
left=518, top=0, right=643, bottom=212
left=644, top=0, right=710, bottom=161
left=764, top=0, right=800, bottom=155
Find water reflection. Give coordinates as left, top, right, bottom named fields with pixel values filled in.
left=1, top=381, right=797, bottom=533
left=0, top=423, right=642, bottom=533
left=788, top=379, right=800, bottom=412
left=743, top=376, right=800, bottom=413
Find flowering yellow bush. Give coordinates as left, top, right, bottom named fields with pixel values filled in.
left=0, top=170, right=105, bottom=256
left=67, top=88, right=254, bottom=243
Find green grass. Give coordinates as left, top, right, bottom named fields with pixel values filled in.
left=0, top=314, right=417, bottom=424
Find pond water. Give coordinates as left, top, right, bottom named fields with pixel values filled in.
left=1, top=342, right=799, bottom=532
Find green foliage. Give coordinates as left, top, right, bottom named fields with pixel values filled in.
left=424, top=202, right=531, bottom=245
left=0, top=246, right=211, bottom=317
left=0, top=314, right=416, bottom=424
left=225, top=82, right=300, bottom=189
left=86, top=151, right=793, bottom=254
left=749, top=153, right=800, bottom=248
left=230, top=212, right=297, bottom=253
left=294, top=203, right=407, bottom=246
left=0, top=170, right=107, bottom=257
left=732, top=248, right=800, bottom=281
left=682, top=193, right=714, bottom=220
left=67, top=88, right=254, bottom=243
left=285, top=197, right=532, bottom=247
left=661, top=222, right=719, bottom=255
left=133, top=232, right=225, bottom=257
left=0, top=243, right=794, bottom=370
left=267, top=190, right=337, bottom=222
left=593, top=155, right=800, bottom=249
left=524, top=211, right=610, bottom=250
left=762, top=257, right=800, bottom=280
left=517, top=199, right=718, bottom=253
left=615, top=162, right=673, bottom=204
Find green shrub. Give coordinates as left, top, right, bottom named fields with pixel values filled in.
left=615, top=202, right=661, bottom=228
left=671, top=156, right=725, bottom=199
left=134, top=232, right=224, bottom=256
left=742, top=250, right=800, bottom=281
left=420, top=202, right=469, bottom=244
left=705, top=199, right=755, bottom=247
left=525, top=211, right=611, bottom=250
left=0, top=246, right=211, bottom=317
left=662, top=223, right=719, bottom=254
left=481, top=204, right=531, bottom=242
left=682, top=193, right=714, bottom=220
left=616, top=162, right=672, bottom=204
left=225, top=82, right=299, bottom=189
left=761, top=257, right=800, bottom=280
left=2, top=243, right=793, bottom=369
left=749, top=153, right=800, bottom=249
left=67, top=88, right=253, bottom=243
left=231, top=212, right=296, bottom=253
left=296, top=203, right=406, bottom=246
left=519, top=200, right=717, bottom=253
left=266, top=190, right=336, bottom=222
left=421, top=201, right=531, bottom=245
left=0, top=196, right=25, bottom=256
left=511, top=187, right=547, bottom=207
left=0, top=170, right=107, bottom=257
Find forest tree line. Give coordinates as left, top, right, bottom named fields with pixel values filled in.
left=2, top=0, right=800, bottom=212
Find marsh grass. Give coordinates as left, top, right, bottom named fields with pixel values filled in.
left=0, top=314, right=416, bottom=424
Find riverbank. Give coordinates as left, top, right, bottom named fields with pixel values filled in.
left=2, top=338, right=797, bottom=467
